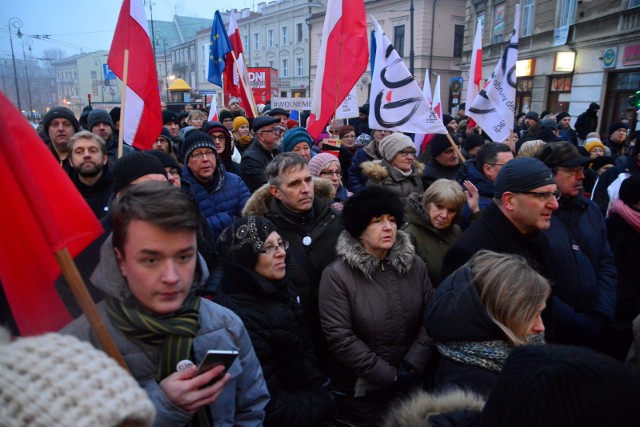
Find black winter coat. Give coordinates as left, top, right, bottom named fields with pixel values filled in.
left=607, top=213, right=640, bottom=323
left=240, top=139, right=280, bottom=192
left=71, top=165, right=114, bottom=219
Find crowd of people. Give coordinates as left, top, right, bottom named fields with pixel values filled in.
left=2, top=95, right=640, bottom=426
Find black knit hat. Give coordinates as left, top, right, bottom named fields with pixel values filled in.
left=535, top=141, right=592, bottom=169
left=620, top=174, right=640, bottom=207
left=494, top=157, right=555, bottom=197
left=556, top=112, right=570, bottom=123
left=481, top=344, right=640, bottom=427
left=182, top=130, right=216, bottom=163
left=109, top=107, right=121, bottom=124
left=87, top=109, right=114, bottom=132
left=430, top=133, right=453, bottom=158
left=342, top=186, right=404, bottom=238
left=462, top=134, right=485, bottom=153
left=162, top=110, right=179, bottom=125
left=215, top=216, right=276, bottom=269
left=112, top=152, right=167, bottom=194
left=43, top=106, right=80, bottom=134
left=608, top=121, right=627, bottom=136
left=146, top=150, right=178, bottom=170
left=219, top=110, right=234, bottom=122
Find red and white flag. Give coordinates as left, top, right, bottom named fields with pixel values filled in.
left=108, top=0, right=162, bottom=150
left=307, top=0, right=368, bottom=139
left=207, top=93, right=219, bottom=122
left=413, top=72, right=433, bottom=152
left=224, top=10, right=256, bottom=118
left=465, top=19, right=483, bottom=128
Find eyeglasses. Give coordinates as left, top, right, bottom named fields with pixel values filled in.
left=560, top=166, right=585, bottom=176
left=259, top=240, right=289, bottom=255
left=514, top=190, right=561, bottom=201
left=398, top=150, right=416, bottom=157
left=320, top=169, right=341, bottom=177
left=167, top=168, right=180, bottom=178
left=190, top=150, right=216, bottom=160
left=260, top=128, right=280, bottom=135
left=222, top=118, right=234, bottom=123
left=210, top=135, right=226, bottom=142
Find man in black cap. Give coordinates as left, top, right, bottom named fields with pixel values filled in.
left=604, top=122, right=628, bottom=159
left=266, top=107, right=290, bottom=129
left=422, top=134, right=463, bottom=189
left=42, top=106, right=80, bottom=175
left=88, top=109, right=133, bottom=165
left=219, top=109, right=235, bottom=132
left=575, top=102, right=600, bottom=144
left=535, top=142, right=616, bottom=348
left=240, top=115, right=281, bottom=192
left=556, top=112, right=578, bottom=146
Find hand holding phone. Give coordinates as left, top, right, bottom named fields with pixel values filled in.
left=196, top=350, right=239, bottom=376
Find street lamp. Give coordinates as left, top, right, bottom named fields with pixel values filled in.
left=145, top=1, right=157, bottom=59
left=154, top=32, right=170, bottom=102
left=8, top=17, right=23, bottom=112
left=22, top=37, right=34, bottom=122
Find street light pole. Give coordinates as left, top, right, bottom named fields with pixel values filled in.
left=22, top=38, right=34, bottom=121
left=8, top=17, right=23, bottom=112
left=410, top=0, right=414, bottom=76
left=155, top=33, right=170, bottom=102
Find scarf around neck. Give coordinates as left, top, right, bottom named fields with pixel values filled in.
left=610, top=198, right=640, bottom=232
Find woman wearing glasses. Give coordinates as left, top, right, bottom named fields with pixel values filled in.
left=360, top=133, right=424, bottom=203
left=215, top=216, right=335, bottom=426
left=308, top=153, right=352, bottom=211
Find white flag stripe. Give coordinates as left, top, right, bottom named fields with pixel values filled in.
left=310, top=0, right=342, bottom=116
left=123, top=87, right=143, bottom=146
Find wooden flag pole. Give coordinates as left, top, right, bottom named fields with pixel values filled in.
left=445, top=132, right=466, bottom=163
left=230, top=51, right=258, bottom=117
left=55, top=247, right=128, bottom=370
left=117, top=49, right=129, bottom=159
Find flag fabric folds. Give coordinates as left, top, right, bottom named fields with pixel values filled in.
left=224, top=10, right=256, bottom=118
left=468, top=5, right=520, bottom=143
left=465, top=19, right=483, bottom=128
left=0, top=93, right=103, bottom=335
left=307, top=0, right=369, bottom=139
left=108, top=0, right=162, bottom=150
left=208, top=10, right=232, bottom=87
left=413, top=72, right=433, bottom=152
left=368, top=16, right=447, bottom=135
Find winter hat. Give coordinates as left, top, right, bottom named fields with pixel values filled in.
left=267, top=107, right=289, bottom=118
left=525, top=111, right=539, bottom=121
left=442, top=114, right=456, bottom=126
left=589, top=155, right=614, bottom=172
left=584, top=139, right=606, bottom=154
left=43, top=106, right=80, bottom=134
left=308, top=152, right=340, bottom=177
left=109, top=107, right=121, bottom=124
left=462, top=134, right=485, bottom=153
left=620, top=174, right=640, bottom=207
left=356, top=133, right=372, bottom=146
left=281, top=127, right=313, bottom=153
left=0, top=328, right=156, bottom=426
left=158, top=127, right=172, bottom=143
left=219, top=109, right=234, bottom=122
left=162, top=110, right=179, bottom=125
left=287, top=119, right=299, bottom=129
left=608, top=122, right=627, bottom=136
left=87, top=109, right=114, bottom=132
left=538, top=127, right=561, bottom=143
left=233, top=116, right=249, bottom=133
left=589, top=102, right=600, bottom=111
left=379, top=132, right=415, bottom=162
left=430, top=133, right=453, bottom=158
left=338, top=125, right=356, bottom=139
left=556, top=112, right=570, bottom=123
left=481, top=344, right=640, bottom=427
left=215, top=216, right=276, bottom=269
left=113, top=152, right=167, bottom=194
left=535, top=141, right=591, bottom=169
left=182, top=130, right=217, bottom=163
left=228, top=97, right=241, bottom=107
left=342, top=186, right=404, bottom=238
left=359, top=104, right=370, bottom=115
left=494, top=157, right=555, bottom=197
left=201, top=121, right=227, bottom=136
left=540, top=119, right=558, bottom=130
left=146, top=149, right=178, bottom=170
left=252, top=115, right=280, bottom=132
left=79, top=110, right=91, bottom=130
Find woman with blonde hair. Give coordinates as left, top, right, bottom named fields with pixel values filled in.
left=185, top=109, right=205, bottom=130
left=425, top=249, right=550, bottom=396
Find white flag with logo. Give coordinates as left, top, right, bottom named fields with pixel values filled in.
left=368, top=16, right=446, bottom=134
left=467, top=5, right=519, bottom=143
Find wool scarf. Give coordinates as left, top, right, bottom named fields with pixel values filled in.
left=610, top=198, right=640, bottom=232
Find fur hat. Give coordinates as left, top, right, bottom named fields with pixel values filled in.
left=162, top=110, right=179, bottom=125
left=0, top=328, right=156, bottom=426
left=494, top=157, right=555, bottom=197
left=87, top=109, right=114, bottom=132
left=342, top=186, right=404, bottom=238
left=281, top=127, right=313, bottom=153
left=535, top=141, right=592, bottom=169
left=43, top=106, right=80, bottom=134
left=379, top=133, right=415, bottom=162
left=608, top=122, right=627, bottom=136
left=620, top=174, right=640, bottom=207
left=215, top=216, right=276, bottom=269
left=430, top=134, right=453, bottom=158
left=308, top=152, right=340, bottom=177
left=233, top=116, right=249, bottom=133
left=113, top=152, right=167, bottom=194
left=182, top=130, right=217, bottom=163
left=584, top=139, right=606, bottom=154
left=556, top=112, right=570, bottom=123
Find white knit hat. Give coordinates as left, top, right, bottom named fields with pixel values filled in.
left=0, top=328, right=156, bottom=427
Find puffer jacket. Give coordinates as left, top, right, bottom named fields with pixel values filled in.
left=62, top=235, right=269, bottom=427
left=319, top=230, right=435, bottom=393
left=182, top=164, right=250, bottom=239
left=401, top=193, right=461, bottom=286
left=361, top=159, right=424, bottom=203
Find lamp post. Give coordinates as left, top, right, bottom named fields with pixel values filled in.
left=154, top=32, right=170, bottom=102
left=410, top=0, right=414, bottom=76
left=145, top=1, right=157, bottom=60
left=8, top=17, right=23, bottom=112
left=22, top=38, right=34, bottom=122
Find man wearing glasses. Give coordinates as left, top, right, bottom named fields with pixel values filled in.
left=240, top=116, right=282, bottom=192
left=536, top=142, right=616, bottom=348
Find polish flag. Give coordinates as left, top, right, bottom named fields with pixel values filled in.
left=224, top=10, right=256, bottom=118
left=465, top=19, right=483, bottom=128
left=432, top=75, right=443, bottom=119
left=413, top=71, right=433, bottom=152
left=307, top=0, right=368, bottom=139
left=208, top=93, right=219, bottom=122
left=108, top=0, right=162, bottom=150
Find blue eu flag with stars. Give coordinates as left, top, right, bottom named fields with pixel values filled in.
left=208, top=11, right=232, bottom=87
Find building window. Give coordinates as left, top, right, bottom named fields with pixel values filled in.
left=630, top=0, right=640, bottom=8
left=493, top=2, right=506, bottom=44
left=296, top=23, right=303, bottom=43
left=281, top=26, right=289, bottom=45
left=548, top=76, right=573, bottom=113
left=91, top=70, right=97, bottom=79
left=522, top=0, right=535, bottom=36
left=516, top=77, right=534, bottom=114
left=254, top=33, right=259, bottom=50
left=282, top=58, right=289, bottom=77
left=243, top=35, right=249, bottom=48
left=296, top=58, right=303, bottom=77
left=393, top=25, right=405, bottom=57
left=453, top=25, right=464, bottom=57
left=268, top=29, right=274, bottom=48
left=559, top=0, right=577, bottom=27
left=269, top=60, right=274, bottom=69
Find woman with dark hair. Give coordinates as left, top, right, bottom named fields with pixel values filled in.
left=215, top=216, right=334, bottom=426
left=319, top=186, right=434, bottom=427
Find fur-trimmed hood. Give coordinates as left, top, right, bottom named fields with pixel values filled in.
left=242, top=177, right=336, bottom=217
left=336, top=229, right=416, bottom=280
left=383, top=389, right=485, bottom=427
left=360, top=159, right=425, bottom=181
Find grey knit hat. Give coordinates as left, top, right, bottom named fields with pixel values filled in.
left=87, top=109, right=114, bottom=132
left=379, top=133, right=415, bottom=162
left=182, top=130, right=217, bottom=163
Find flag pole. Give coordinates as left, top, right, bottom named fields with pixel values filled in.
left=117, top=49, right=129, bottom=159
left=54, top=247, right=128, bottom=370
left=230, top=51, right=258, bottom=117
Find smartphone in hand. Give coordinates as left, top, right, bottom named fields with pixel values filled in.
left=196, top=350, right=239, bottom=377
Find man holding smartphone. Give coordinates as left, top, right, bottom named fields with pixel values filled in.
left=63, top=181, right=269, bottom=426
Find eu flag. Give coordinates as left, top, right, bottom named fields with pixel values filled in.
left=208, top=11, right=232, bottom=87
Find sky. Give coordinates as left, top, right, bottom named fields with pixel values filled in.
left=0, top=0, right=254, bottom=61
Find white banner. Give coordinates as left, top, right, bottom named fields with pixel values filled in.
left=272, top=97, right=313, bottom=110
left=336, top=86, right=359, bottom=119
